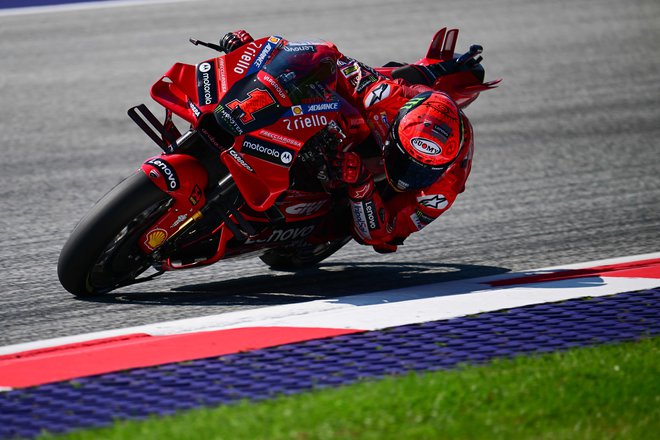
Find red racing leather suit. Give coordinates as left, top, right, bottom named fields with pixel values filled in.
left=223, top=32, right=474, bottom=253
left=313, top=43, right=475, bottom=253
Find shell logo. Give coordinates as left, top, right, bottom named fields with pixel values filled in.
left=145, top=228, right=168, bottom=250
left=291, top=105, right=303, bottom=116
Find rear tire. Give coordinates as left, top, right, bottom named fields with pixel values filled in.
left=259, top=237, right=351, bottom=271
left=57, top=172, right=170, bottom=296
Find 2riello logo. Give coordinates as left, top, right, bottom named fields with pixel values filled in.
left=233, top=41, right=262, bottom=74
left=283, top=113, right=328, bottom=131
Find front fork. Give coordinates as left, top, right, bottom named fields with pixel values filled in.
left=128, top=100, right=294, bottom=270
left=128, top=104, right=265, bottom=269
left=137, top=144, right=267, bottom=271
left=138, top=151, right=209, bottom=255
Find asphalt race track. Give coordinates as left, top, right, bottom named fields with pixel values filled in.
left=0, top=0, right=658, bottom=347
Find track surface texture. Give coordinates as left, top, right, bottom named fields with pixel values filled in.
left=1, top=289, right=658, bottom=438
left=1, top=0, right=659, bottom=346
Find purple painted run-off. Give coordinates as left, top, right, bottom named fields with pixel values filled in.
left=0, top=0, right=118, bottom=9
left=1, top=289, right=658, bottom=438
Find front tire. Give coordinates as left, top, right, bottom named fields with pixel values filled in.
left=58, top=172, right=170, bottom=296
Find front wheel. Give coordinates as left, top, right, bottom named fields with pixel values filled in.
left=57, top=172, right=170, bottom=296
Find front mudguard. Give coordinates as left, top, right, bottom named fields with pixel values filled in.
left=138, top=154, right=208, bottom=252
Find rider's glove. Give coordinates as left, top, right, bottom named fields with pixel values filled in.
left=341, top=152, right=370, bottom=185
left=424, top=61, right=455, bottom=79
left=392, top=61, right=455, bottom=87
left=339, top=152, right=376, bottom=201
left=219, top=30, right=254, bottom=53
left=421, top=45, right=483, bottom=84
left=331, top=151, right=374, bottom=197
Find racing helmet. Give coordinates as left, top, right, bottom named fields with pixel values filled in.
left=384, top=91, right=464, bottom=191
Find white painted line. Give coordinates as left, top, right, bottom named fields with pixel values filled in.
left=510, top=251, right=660, bottom=271
left=0, top=252, right=658, bottom=356
left=0, top=0, right=197, bottom=17
left=139, top=275, right=659, bottom=333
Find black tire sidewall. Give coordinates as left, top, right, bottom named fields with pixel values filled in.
left=57, top=172, right=168, bottom=296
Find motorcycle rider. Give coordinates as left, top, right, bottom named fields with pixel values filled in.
left=219, top=30, right=474, bottom=254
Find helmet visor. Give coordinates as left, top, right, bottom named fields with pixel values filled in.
left=384, top=131, right=447, bottom=191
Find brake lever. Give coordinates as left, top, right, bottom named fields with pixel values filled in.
left=456, top=44, right=483, bottom=65
left=189, top=38, right=224, bottom=53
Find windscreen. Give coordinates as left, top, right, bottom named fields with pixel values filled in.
left=214, top=42, right=339, bottom=136
left=262, top=43, right=338, bottom=105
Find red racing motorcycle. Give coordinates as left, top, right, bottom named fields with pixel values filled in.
left=57, top=27, right=499, bottom=296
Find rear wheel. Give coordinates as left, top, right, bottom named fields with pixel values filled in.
left=259, top=237, right=351, bottom=271
left=57, top=172, right=170, bottom=296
